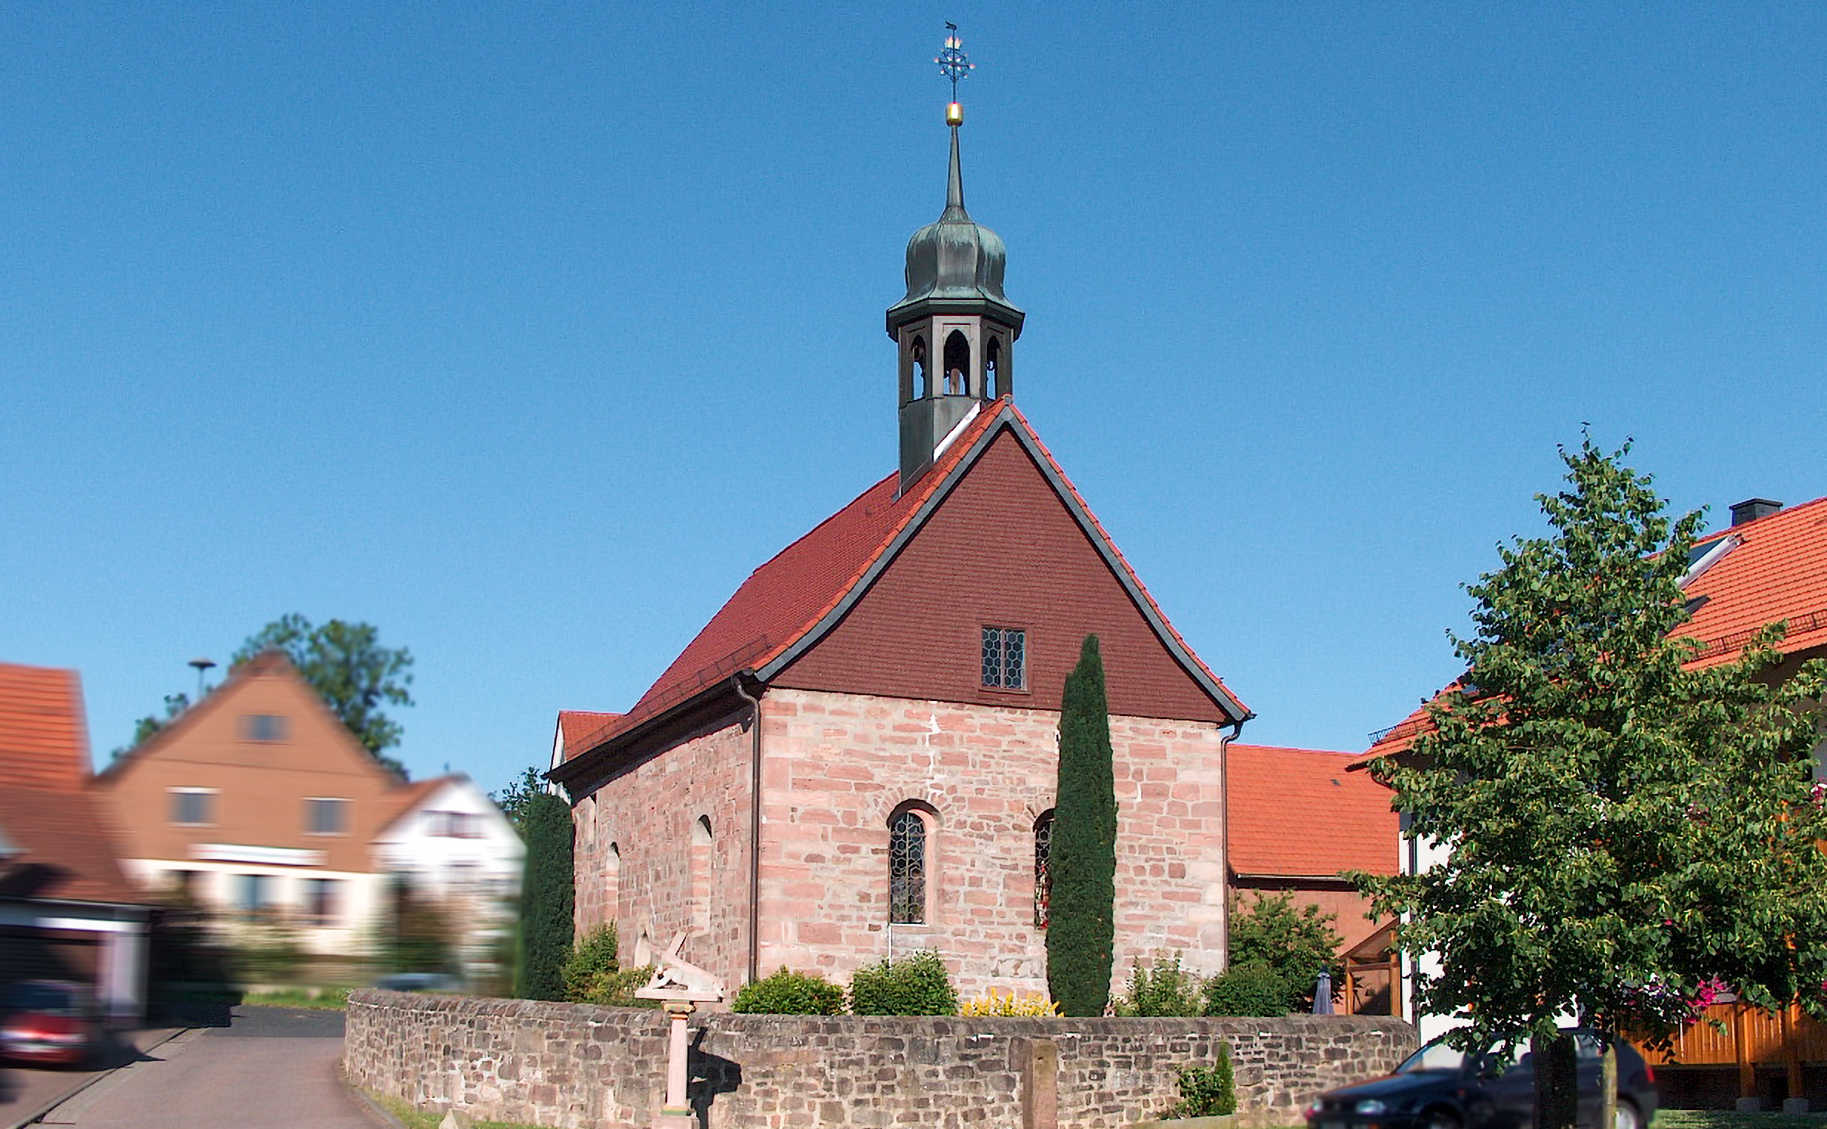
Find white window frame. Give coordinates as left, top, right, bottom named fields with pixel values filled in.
left=169, top=787, right=218, bottom=827
left=304, top=797, right=350, bottom=837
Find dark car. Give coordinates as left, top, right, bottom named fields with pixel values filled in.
left=1305, top=1030, right=1658, bottom=1129
left=0, top=980, right=103, bottom=1068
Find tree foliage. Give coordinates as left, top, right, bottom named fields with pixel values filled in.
left=1356, top=438, right=1827, bottom=1127
left=514, top=791, right=575, bottom=1001
left=492, top=765, right=548, bottom=838
left=118, top=613, right=415, bottom=778
left=1047, top=634, right=1118, bottom=1017
left=380, top=874, right=457, bottom=975
left=233, top=613, right=414, bottom=774
left=1228, top=892, right=1342, bottom=1011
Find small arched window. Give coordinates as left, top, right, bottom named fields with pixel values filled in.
left=943, top=330, right=970, bottom=395
left=1033, top=809, right=1054, bottom=928
left=911, top=336, right=930, bottom=398
left=888, top=807, right=928, bottom=924
left=986, top=337, right=1003, bottom=399
left=605, top=840, right=621, bottom=923
left=690, top=815, right=713, bottom=932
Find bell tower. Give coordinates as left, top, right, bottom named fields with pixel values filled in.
left=888, top=26, right=1025, bottom=494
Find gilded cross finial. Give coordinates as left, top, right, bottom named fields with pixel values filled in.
left=935, top=22, right=973, bottom=125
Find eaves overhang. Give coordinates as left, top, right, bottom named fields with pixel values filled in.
left=546, top=672, right=762, bottom=793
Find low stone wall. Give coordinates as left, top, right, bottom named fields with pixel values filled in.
left=344, top=990, right=1415, bottom=1129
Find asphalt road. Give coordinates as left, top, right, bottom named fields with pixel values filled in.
left=26, top=1007, right=378, bottom=1129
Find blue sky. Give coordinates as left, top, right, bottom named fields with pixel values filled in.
left=6, top=4, right=1825, bottom=794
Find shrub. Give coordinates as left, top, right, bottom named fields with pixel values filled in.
left=1047, top=635, right=1118, bottom=1017
left=561, top=924, right=620, bottom=1003
left=1165, top=1046, right=1237, bottom=1118
left=734, top=968, right=847, bottom=1015
left=576, top=963, right=656, bottom=1008
left=1228, top=891, right=1342, bottom=1011
left=960, top=990, right=1061, bottom=1017
left=848, top=950, right=959, bottom=1016
left=1114, top=952, right=1205, bottom=1017
left=1203, top=960, right=1290, bottom=1017
left=515, top=792, right=574, bottom=1000
left=379, top=876, right=457, bottom=976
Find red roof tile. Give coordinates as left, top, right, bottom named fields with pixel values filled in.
left=0, top=784, right=142, bottom=906
left=374, top=773, right=467, bottom=834
left=556, top=711, right=623, bottom=761
left=1368, top=495, right=1827, bottom=758
left=0, top=662, right=90, bottom=791
left=1227, top=744, right=1398, bottom=878
left=559, top=402, right=1248, bottom=761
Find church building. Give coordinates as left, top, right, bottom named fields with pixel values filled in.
left=549, top=82, right=1252, bottom=1000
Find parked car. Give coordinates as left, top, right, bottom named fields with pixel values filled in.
left=0, top=980, right=103, bottom=1068
left=1304, top=1029, right=1658, bottom=1129
left=372, top=972, right=461, bottom=993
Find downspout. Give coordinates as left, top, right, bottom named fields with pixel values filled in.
left=1218, top=719, right=1244, bottom=970
left=732, top=674, right=762, bottom=985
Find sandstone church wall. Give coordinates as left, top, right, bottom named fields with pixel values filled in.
left=756, top=687, right=1226, bottom=999
left=346, top=989, right=1416, bottom=1129
left=571, top=709, right=753, bottom=993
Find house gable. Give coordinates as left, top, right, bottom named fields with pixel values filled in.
left=91, top=654, right=401, bottom=873
left=774, top=424, right=1235, bottom=722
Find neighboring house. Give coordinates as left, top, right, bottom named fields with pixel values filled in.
left=1364, top=494, right=1827, bottom=1040
left=1225, top=743, right=1400, bottom=1013
left=0, top=662, right=151, bottom=1020
left=550, top=111, right=1253, bottom=1000
left=372, top=773, right=523, bottom=976
left=91, top=651, right=410, bottom=956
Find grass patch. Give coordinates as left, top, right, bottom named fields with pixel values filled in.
left=240, top=986, right=351, bottom=1010
left=1655, top=1113, right=1827, bottom=1129
left=365, top=1091, right=557, bottom=1129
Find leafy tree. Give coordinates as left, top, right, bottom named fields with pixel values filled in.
left=112, top=691, right=191, bottom=760
left=380, top=874, right=457, bottom=975
left=1357, top=438, right=1827, bottom=1129
left=233, top=614, right=414, bottom=776
left=1047, top=634, right=1118, bottom=1016
left=492, top=765, right=548, bottom=838
left=514, top=791, right=574, bottom=1000
left=1228, top=892, right=1342, bottom=1011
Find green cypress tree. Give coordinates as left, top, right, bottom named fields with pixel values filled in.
left=514, top=791, right=575, bottom=1000
left=1047, top=634, right=1118, bottom=1016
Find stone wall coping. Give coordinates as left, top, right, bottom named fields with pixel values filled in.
left=347, top=989, right=1412, bottom=1039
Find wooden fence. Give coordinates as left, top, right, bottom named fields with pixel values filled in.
left=1628, top=1001, right=1821, bottom=1101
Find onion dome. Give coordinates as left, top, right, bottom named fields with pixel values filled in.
left=885, top=122, right=1024, bottom=338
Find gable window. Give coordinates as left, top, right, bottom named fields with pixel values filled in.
left=1033, top=809, right=1054, bottom=928
left=982, top=627, right=1027, bottom=690
left=426, top=810, right=478, bottom=838
left=888, top=806, right=929, bottom=924
left=170, top=788, right=216, bottom=826
left=241, top=714, right=289, bottom=742
left=305, top=797, right=349, bottom=836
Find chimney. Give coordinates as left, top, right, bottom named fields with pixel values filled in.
left=1730, top=498, right=1783, bottom=526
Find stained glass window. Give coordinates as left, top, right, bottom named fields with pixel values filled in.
left=1033, top=810, right=1054, bottom=928
left=889, top=809, right=926, bottom=924
left=982, top=627, right=1026, bottom=690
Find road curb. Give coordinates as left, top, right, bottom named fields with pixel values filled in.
left=4, top=1026, right=190, bottom=1129
left=338, top=1067, right=409, bottom=1129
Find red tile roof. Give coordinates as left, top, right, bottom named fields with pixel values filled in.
left=0, top=784, right=143, bottom=906
left=1227, top=744, right=1398, bottom=878
left=374, top=773, right=467, bottom=834
left=556, top=711, right=623, bottom=762
left=558, top=401, right=1248, bottom=762
left=1368, top=495, right=1827, bottom=758
left=0, top=662, right=91, bottom=791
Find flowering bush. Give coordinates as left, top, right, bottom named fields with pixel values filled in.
left=960, top=989, right=1061, bottom=1017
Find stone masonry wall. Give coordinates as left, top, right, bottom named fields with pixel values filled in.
left=757, top=687, right=1227, bottom=999
left=346, top=990, right=1415, bottom=1129
left=571, top=709, right=752, bottom=992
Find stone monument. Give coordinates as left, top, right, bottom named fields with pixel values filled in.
left=634, top=931, right=726, bottom=1129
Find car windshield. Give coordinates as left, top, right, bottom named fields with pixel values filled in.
left=2, top=982, right=83, bottom=1015
left=1396, top=1040, right=1528, bottom=1075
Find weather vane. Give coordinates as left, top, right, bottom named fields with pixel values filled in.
left=935, top=22, right=974, bottom=116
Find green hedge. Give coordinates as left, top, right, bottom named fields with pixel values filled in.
left=848, top=950, right=958, bottom=1016
left=734, top=967, right=846, bottom=1015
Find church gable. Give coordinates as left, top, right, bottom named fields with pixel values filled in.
left=774, top=425, right=1236, bottom=722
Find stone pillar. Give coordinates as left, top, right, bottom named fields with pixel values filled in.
left=654, top=1001, right=694, bottom=1129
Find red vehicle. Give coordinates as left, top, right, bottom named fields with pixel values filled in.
left=0, top=980, right=102, bottom=1068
